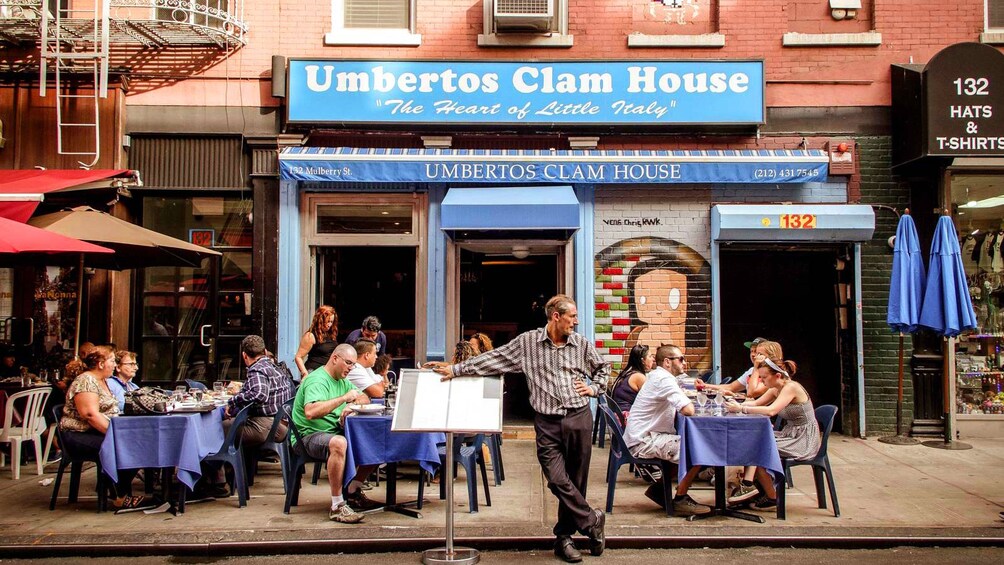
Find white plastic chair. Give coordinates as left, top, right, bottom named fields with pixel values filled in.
left=0, top=387, right=53, bottom=480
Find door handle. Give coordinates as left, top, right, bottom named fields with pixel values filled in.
left=24, top=317, right=33, bottom=347
left=200, top=324, right=212, bottom=347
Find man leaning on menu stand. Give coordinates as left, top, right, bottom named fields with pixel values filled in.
left=427, top=294, right=609, bottom=563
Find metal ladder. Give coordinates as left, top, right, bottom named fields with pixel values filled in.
left=39, top=0, right=110, bottom=168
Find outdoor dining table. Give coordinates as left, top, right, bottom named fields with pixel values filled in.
left=98, top=406, right=225, bottom=511
left=677, top=413, right=784, bottom=523
left=342, top=412, right=444, bottom=518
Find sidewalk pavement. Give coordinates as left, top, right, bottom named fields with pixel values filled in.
left=0, top=433, right=1002, bottom=555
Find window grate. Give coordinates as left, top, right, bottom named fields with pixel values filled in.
left=345, top=0, right=410, bottom=29
left=496, top=0, right=551, bottom=16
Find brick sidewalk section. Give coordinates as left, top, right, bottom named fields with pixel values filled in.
left=0, top=435, right=1001, bottom=555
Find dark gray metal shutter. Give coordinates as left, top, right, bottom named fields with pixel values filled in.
left=992, top=0, right=1004, bottom=29
left=129, top=136, right=246, bottom=189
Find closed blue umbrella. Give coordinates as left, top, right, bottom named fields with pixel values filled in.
left=919, top=216, right=977, bottom=336
left=919, top=215, right=976, bottom=450
left=880, top=213, right=926, bottom=445
left=888, top=213, right=926, bottom=333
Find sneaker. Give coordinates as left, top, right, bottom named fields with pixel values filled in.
left=346, top=489, right=383, bottom=511
left=636, top=465, right=663, bottom=484
left=644, top=482, right=667, bottom=509
left=726, top=482, right=759, bottom=505
left=749, top=494, right=777, bottom=512
left=672, top=494, right=712, bottom=517
left=329, top=503, right=365, bottom=524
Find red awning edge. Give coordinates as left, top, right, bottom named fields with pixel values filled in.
left=0, top=169, right=135, bottom=222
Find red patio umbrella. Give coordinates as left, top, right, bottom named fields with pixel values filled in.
left=0, top=216, right=114, bottom=357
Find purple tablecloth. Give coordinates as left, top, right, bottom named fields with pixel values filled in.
left=342, top=414, right=444, bottom=488
left=99, top=407, right=225, bottom=490
left=677, top=414, right=784, bottom=484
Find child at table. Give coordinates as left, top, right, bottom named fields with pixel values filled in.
left=724, top=355, right=820, bottom=512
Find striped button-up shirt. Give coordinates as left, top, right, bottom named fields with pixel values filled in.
left=228, top=356, right=295, bottom=418
left=452, top=327, right=609, bottom=416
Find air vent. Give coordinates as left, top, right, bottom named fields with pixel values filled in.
left=494, top=0, right=554, bottom=33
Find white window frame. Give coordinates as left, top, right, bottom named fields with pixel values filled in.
left=325, top=0, right=421, bottom=46
left=982, top=0, right=1004, bottom=44
left=478, top=0, right=573, bottom=48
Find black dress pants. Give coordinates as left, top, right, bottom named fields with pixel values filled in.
left=534, top=405, right=598, bottom=537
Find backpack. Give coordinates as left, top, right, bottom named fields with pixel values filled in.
left=274, top=359, right=299, bottom=385
left=123, top=387, right=172, bottom=415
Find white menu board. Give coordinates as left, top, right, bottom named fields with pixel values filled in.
left=391, top=368, right=503, bottom=433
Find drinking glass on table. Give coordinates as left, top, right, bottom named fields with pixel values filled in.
left=213, top=381, right=225, bottom=395
left=712, top=391, right=725, bottom=416
left=193, top=389, right=204, bottom=403
left=696, top=391, right=708, bottom=415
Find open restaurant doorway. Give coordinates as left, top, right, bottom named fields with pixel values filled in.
left=316, top=246, right=417, bottom=367
left=719, top=245, right=855, bottom=433
left=459, top=246, right=558, bottom=425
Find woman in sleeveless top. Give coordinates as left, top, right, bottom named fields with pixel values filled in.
left=724, top=355, right=820, bottom=510
left=606, top=344, right=654, bottom=418
left=294, top=305, right=339, bottom=379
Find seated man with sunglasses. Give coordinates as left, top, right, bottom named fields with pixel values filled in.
left=623, top=344, right=711, bottom=517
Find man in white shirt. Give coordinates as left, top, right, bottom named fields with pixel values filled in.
left=623, top=344, right=711, bottom=516
left=345, top=340, right=385, bottom=399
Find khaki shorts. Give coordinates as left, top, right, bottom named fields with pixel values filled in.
left=630, top=432, right=681, bottom=463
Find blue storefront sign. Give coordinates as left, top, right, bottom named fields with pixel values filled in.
left=287, top=60, right=764, bottom=126
left=279, top=148, right=829, bottom=184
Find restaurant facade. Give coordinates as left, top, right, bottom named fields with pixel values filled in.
left=3, top=1, right=1003, bottom=438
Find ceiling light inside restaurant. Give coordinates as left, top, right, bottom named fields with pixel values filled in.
left=512, top=245, right=530, bottom=259
left=960, top=196, right=1004, bottom=209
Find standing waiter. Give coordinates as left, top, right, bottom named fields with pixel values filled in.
left=427, top=294, right=609, bottom=563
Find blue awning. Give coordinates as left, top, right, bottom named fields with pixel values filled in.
left=279, top=147, right=829, bottom=184
left=712, top=204, right=875, bottom=242
left=441, top=186, right=580, bottom=231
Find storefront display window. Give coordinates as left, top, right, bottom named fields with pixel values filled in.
left=953, top=174, right=1004, bottom=415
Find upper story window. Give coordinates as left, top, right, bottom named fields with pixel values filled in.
left=989, top=0, right=1004, bottom=30
left=325, top=0, right=421, bottom=46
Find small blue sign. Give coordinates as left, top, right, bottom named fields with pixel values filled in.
left=287, top=60, right=764, bottom=126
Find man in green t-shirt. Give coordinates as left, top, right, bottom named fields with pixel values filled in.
left=291, top=342, right=374, bottom=523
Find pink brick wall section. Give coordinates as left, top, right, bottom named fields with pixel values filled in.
left=116, top=0, right=993, bottom=108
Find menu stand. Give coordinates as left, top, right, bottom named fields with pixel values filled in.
left=423, top=433, right=479, bottom=565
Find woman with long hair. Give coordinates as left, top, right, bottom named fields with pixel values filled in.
left=607, top=344, right=655, bottom=414
left=724, top=355, right=821, bottom=511
left=294, top=305, right=339, bottom=379
left=468, top=332, right=494, bottom=355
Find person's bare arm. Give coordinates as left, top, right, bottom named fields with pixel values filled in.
left=304, top=389, right=359, bottom=420
left=74, top=391, right=110, bottom=434
left=294, top=332, right=315, bottom=378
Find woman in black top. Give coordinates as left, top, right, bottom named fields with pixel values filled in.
left=607, top=344, right=654, bottom=416
left=294, top=305, right=339, bottom=379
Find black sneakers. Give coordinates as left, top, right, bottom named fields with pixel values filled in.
left=346, top=489, right=383, bottom=511
left=749, top=493, right=777, bottom=511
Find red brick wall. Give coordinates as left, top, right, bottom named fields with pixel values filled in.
left=52, top=0, right=982, bottom=109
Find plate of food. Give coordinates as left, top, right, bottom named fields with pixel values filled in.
left=350, top=404, right=385, bottom=415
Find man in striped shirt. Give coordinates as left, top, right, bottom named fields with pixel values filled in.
left=428, top=295, right=609, bottom=563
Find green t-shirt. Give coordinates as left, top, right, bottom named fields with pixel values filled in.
left=291, top=366, right=360, bottom=445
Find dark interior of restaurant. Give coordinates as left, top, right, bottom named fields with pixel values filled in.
left=461, top=248, right=557, bottom=425
left=719, top=245, right=851, bottom=432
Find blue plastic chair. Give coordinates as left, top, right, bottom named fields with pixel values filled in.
left=48, top=404, right=109, bottom=512
left=777, top=404, right=839, bottom=520
left=598, top=403, right=676, bottom=516
left=282, top=400, right=328, bottom=514
left=185, top=379, right=207, bottom=391
left=419, top=433, right=491, bottom=513
left=486, top=433, right=505, bottom=485
left=197, top=404, right=252, bottom=508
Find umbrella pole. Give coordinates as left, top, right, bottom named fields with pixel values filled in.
left=879, top=333, right=919, bottom=445
left=74, top=254, right=84, bottom=359
left=923, top=337, right=972, bottom=450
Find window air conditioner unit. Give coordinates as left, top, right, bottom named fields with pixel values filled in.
left=494, top=0, right=554, bottom=33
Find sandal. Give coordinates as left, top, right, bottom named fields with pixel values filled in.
left=113, top=495, right=149, bottom=509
